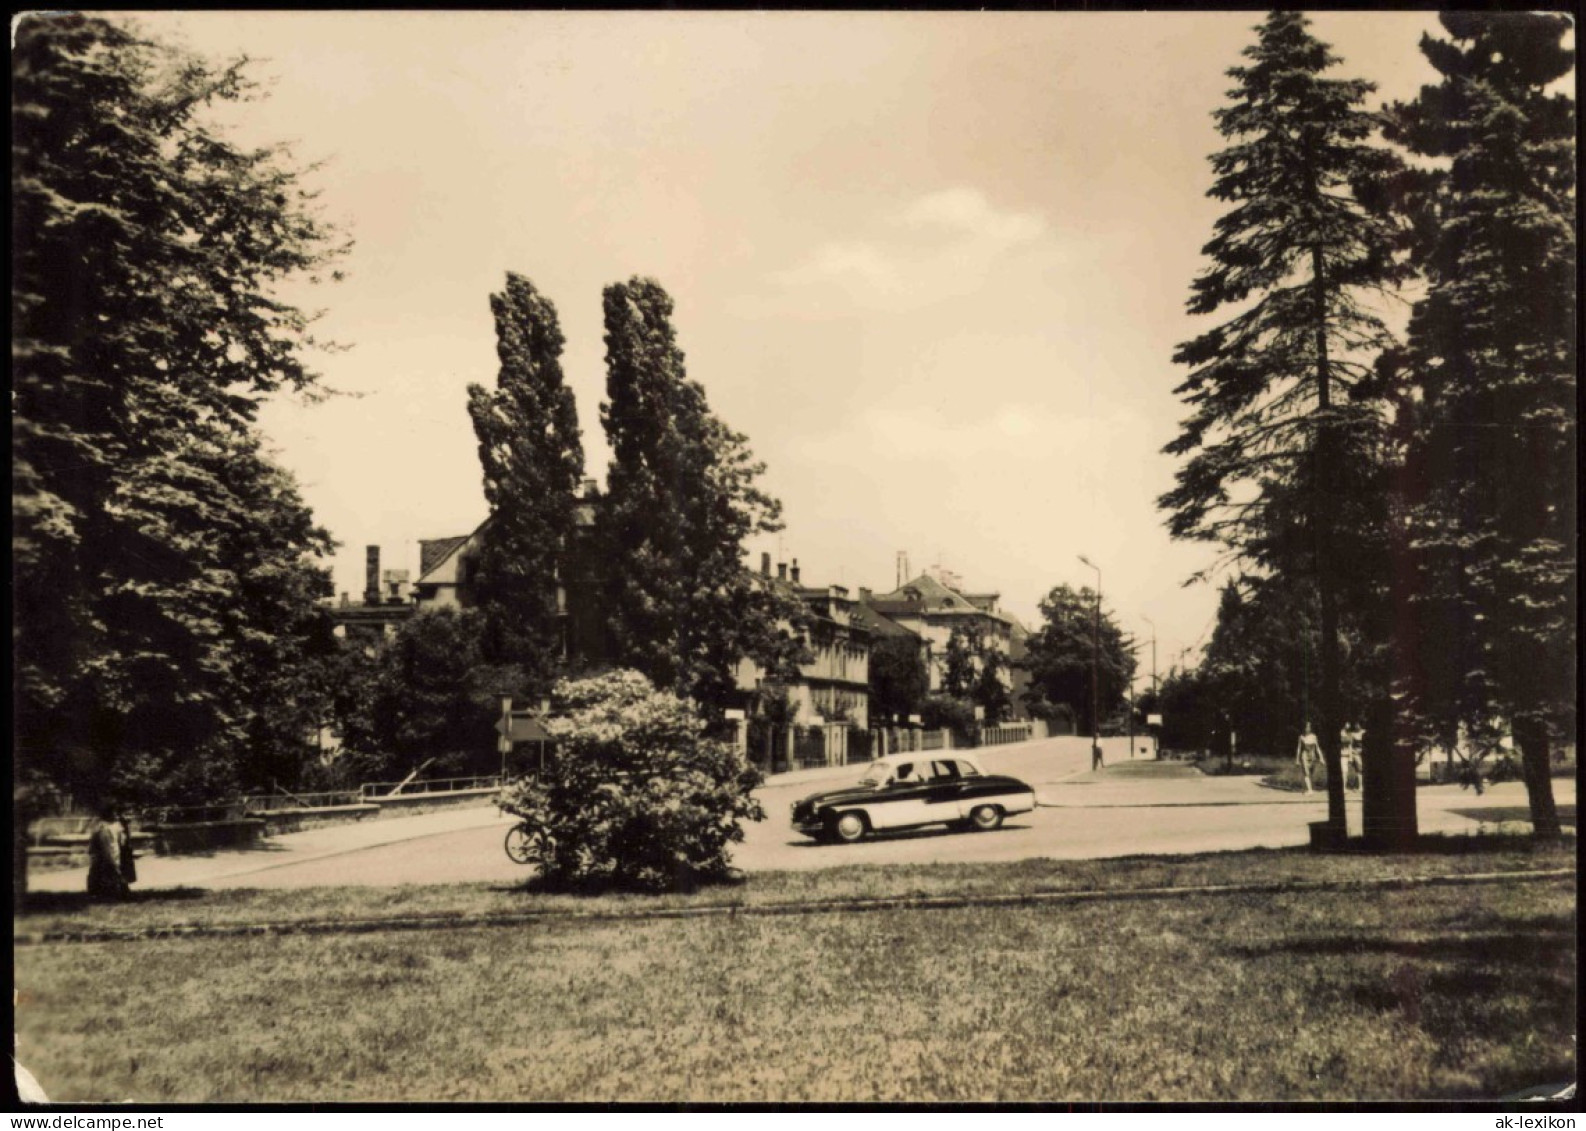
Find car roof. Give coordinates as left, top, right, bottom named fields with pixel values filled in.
left=870, top=752, right=985, bottom=772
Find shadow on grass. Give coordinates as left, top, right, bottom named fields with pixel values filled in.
left=1226, top=914, right=1574, bottom=963
left=19, top=886, right=211, bottom=916
left=1377, top=830, right=1578, bottom=855
left=1227, top=914, right=1578, bottom=1099
left=1445, top=805, right=1576, bottom=827
left=511, top=867, right=753, bottom=899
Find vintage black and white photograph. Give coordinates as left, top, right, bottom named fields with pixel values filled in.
left=12, top=8, right=1577, bottom=1106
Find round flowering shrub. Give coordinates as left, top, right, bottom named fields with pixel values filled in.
left=498, top=670, right=765, bottom=892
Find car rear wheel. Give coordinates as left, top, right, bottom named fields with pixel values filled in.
left=969, top=805, right=1003, bottom=832
left=830, top=811, right=868, bottom=844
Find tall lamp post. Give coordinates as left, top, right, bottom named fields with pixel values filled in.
left=1142, top=615, right=1159, bottom=759
left=1078, top=555, right=1101, bottom=770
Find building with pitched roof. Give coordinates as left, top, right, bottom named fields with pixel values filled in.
left=863, top=565, right=1032, bottom=719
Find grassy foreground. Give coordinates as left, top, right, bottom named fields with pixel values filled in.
left=13, top=844, right=1575, bottom=1103
left=14, top=836, right=1572, bottom=937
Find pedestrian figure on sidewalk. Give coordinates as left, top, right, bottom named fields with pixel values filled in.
left=1091, top=743, right=1103, bottom=772
left=1295, top=725, right=1323, bottom=794
left=1340, top=723, right=1364, bottom=792
left=117, top=812, right=138, bottom=889
left=86, top=807, right=130, bottom=901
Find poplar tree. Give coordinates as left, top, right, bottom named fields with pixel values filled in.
left=1161, top=11, right=1409, bottom=837
left=1384, top=13, right=1575, bottom=838
left=597, top=278, right=806, bottom=713
left=466, top=273, right=585, bottom=692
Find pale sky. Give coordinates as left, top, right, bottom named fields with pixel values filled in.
left=123, top=10, right=1448, bottom=681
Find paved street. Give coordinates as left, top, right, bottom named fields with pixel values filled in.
left=28, top=736, right=1572, bottom=892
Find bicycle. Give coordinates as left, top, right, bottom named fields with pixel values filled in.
left=503, top=820, right=538, bottom=865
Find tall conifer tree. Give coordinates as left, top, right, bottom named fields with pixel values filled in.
left=1384, top=13, right=1575, bottom=838
left=1161, top=11, right=1409, bottom=837
left=466, top=273, right=585, bottom=693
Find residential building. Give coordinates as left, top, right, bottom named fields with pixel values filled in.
left=863, top=563, right=1032, bottom=720
left=734, top=555, right=873, bottom=731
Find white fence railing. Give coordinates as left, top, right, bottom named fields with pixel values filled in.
left=359, top=775, right=502, bottom=800
left=978, top=721, right=1043, bottom=748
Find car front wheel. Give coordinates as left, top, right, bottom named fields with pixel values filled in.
left=830, top=811, right=868, bottom=844
left=969, top=805, right=1003, bottom=832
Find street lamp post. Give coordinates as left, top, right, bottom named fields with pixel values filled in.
left=1078, top=555, right=1101, bottom=770
left=1142, top=615, right=1158, bottom=759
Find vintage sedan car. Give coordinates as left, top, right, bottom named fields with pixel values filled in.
left=791, top=752, right=1037, bottom=843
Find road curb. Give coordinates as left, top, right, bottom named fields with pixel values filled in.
left=15, top=867, right=1574, bottom=946
left=1037, top=798, right=1336, bottom=809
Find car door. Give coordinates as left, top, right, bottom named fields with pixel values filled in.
left=923, top=759, right=971, bottom=820
left=867, top=761, right=935, bottom=830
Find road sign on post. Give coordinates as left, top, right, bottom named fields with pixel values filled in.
left=498, top=698, right=512, bottom=770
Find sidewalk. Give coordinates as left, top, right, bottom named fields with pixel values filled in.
left=27, top=799, right=509, bottom=894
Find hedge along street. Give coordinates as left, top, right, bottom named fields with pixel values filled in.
left=16, top=866, right=1573, bottom=946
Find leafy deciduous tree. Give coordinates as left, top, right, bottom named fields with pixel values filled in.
left=12, top=15, right=347, bottom=835
left=1022, top=584, right=1135, bottom=735
left=868, top=635, right=929, bottom=725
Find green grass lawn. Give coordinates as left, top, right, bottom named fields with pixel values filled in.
left=13, top=844, right=1576, bottom=1103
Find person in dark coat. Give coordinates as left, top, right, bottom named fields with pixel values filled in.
left=117, top=813, right=138, bottom=887
left=86, top=808, right=129, bottom=901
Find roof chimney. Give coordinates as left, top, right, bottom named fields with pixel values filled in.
left=859, top=587, right=872, bottom=602
left=777, top=562, right=788, bottom=581
left=761, top=552, right=771, bottom=577
left=897, top=551, right=910, bottom=589
left=364, top=546, right=381, bottom=606
left=791, top=559, right=801, bottom=584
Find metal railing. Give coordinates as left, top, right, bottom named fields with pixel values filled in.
left=359, top=775, right=502, bottom=799
left=241, top=790, right=364, bottom=814
left=792, top=729, right=827, bottom=770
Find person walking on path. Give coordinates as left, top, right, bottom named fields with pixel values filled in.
left=86, top=808, right=130, bottom=901
left=118, top=813, right=138, bottom=888
left=1340, top=723, right=1364, bottom=792
left=1295, top=726, right=1323, bottom=794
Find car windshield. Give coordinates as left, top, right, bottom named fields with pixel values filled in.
left=857, top=760, right=901, bottom=788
